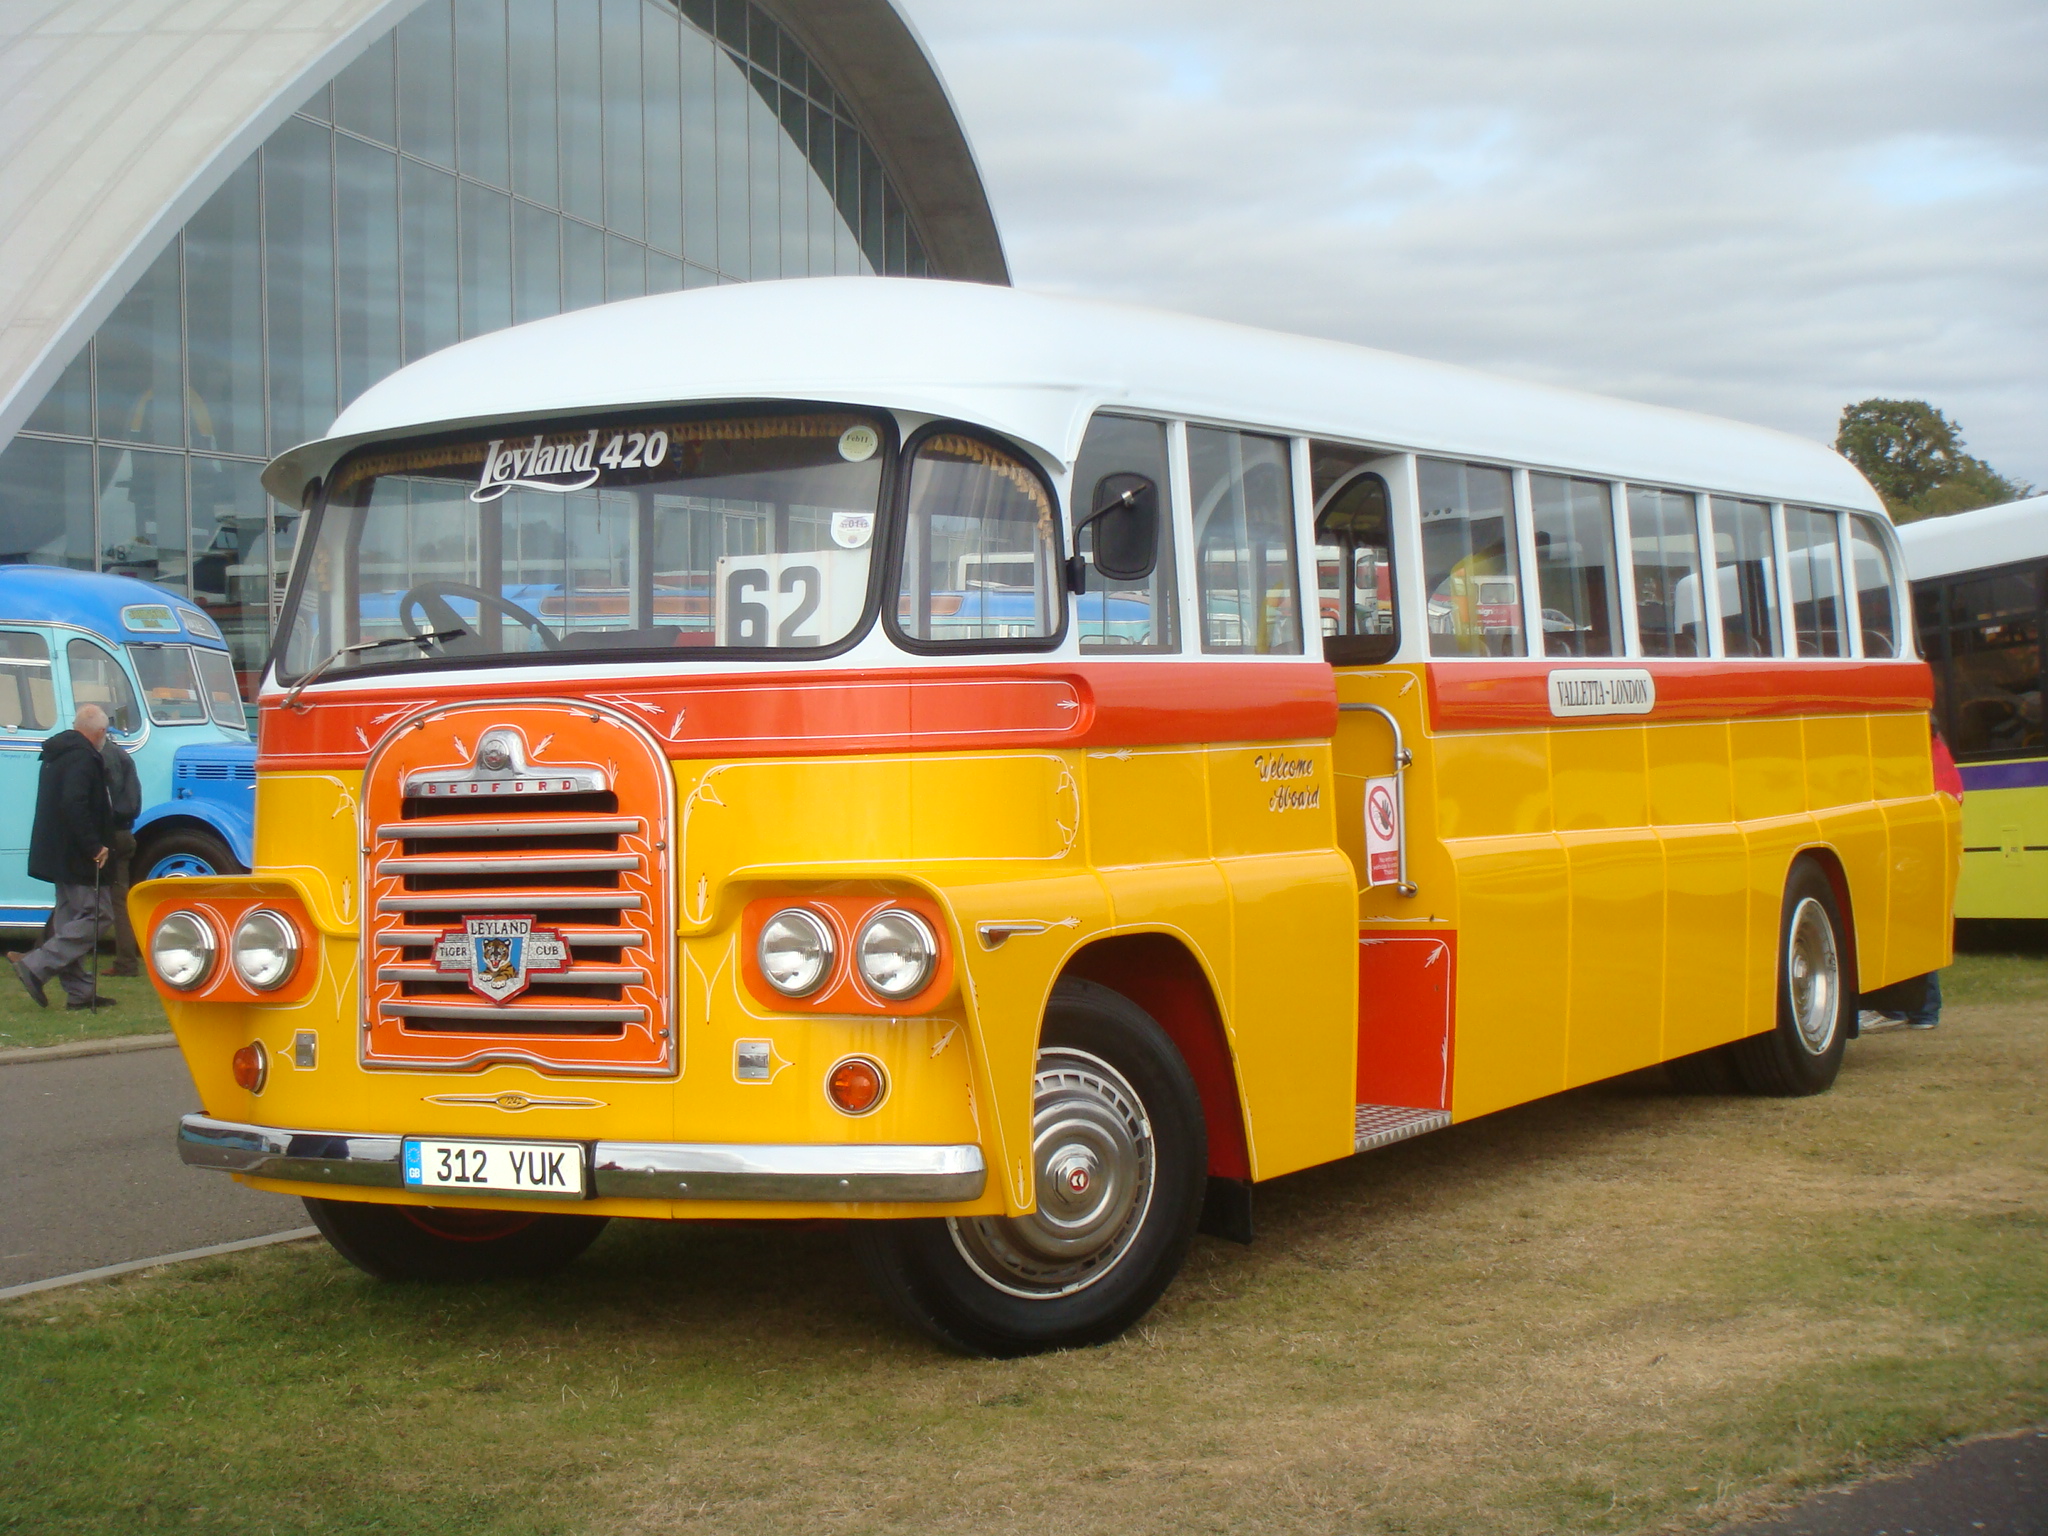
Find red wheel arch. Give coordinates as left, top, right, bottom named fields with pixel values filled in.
left=1061, top=934, right=1251, bottom=1182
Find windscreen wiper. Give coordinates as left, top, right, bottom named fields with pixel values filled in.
left=279, top=629, right=466, bottom=713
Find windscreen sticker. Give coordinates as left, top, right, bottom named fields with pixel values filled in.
left=831, top=511, right=874, bottom=548
left=470, top=429, right=679, bottom=500
left=837, top=424, right=880, bottom=462
left=472, top=432, right=603, bottom=501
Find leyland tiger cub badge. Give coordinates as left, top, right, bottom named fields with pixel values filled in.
left=434, top=916, right=569, bottom=1003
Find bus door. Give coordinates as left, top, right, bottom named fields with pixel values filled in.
left=0, top=630, right=59, bottom=917
left=1315, top=454, right=1451, bottom=1122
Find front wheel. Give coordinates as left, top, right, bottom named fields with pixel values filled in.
left=137, top=827, right=243, bottom=880
left=304, top=1197, right=608, bottom=1281
left=853, top=979, right=1208, bottom=1357
left=1732, top=859, right=1849, bottom=1097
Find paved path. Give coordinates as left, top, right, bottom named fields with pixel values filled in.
left=0, top=1044, right=302, bottom=1289
left=1715, top=1428, right=2047, bottom=1536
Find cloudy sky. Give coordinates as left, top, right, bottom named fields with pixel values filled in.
left=903, top=0, right=2048, bottom=489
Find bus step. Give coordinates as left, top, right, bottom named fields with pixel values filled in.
left=1354, top=1103, right=1451, bottom=1154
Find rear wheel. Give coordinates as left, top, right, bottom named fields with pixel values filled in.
left=1733, top=859, right=1849, bottom=1097
left=137, top=827, right=242, bottom=880
left=854, top=979, right=1207, bottom=1357
left=305, top=1197, right=608, bottom=1281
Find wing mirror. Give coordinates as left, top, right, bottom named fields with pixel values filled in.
left=1065, top=473, right=1160, bottom=593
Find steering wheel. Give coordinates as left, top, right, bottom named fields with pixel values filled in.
left=397, top=581, right=560, bottom=653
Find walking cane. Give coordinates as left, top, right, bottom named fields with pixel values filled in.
left=89, top=854, right=101, bottom=1005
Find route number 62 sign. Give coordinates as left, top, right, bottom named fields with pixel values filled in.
left=714, top=550, right=867, bottom=648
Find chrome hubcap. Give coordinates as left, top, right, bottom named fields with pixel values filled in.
left=948, top=1047, right=1154, bottom=1299
left=1787, top=896, right=1840, bottom=1055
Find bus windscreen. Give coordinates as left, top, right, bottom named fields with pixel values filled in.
left=278, top=410, right=890, bottom=678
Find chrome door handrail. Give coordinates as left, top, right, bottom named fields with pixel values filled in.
left=1338, top=701, right=1417, bottom=898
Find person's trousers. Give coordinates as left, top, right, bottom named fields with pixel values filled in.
left=108, top=829, right=137, bottom=968
left=22, top=881, right=113, bottom=1005
left=1903, top=969, right=1943, bottom=1028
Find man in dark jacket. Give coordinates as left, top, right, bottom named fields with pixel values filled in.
left=102, top=732, right=141, bottom=976
left=10, top=704, right=116, bottom=1009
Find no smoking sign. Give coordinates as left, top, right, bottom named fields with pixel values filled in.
left=1364, top=775, right=1401, bottom=886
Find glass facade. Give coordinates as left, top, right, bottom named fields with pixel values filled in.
left=0, top=0, right=932, bottom=699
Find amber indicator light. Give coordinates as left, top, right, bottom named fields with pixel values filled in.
left=231, top=1041, right=268, bottom=1094
left=826, top=1055, right=885, bottom=1116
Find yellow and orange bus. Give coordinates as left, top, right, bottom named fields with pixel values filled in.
left=139, top=279, right=1957, bottom=1355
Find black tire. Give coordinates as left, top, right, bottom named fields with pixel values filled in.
left=1666, top=1044, right=1742, bottom=1094
left=304, top=1197, right=608, bottom=1282
left=853, top=978, right=1208, bottom=1357
left=136, top=826, right=244, bottom=881
left=1732, top=858, right=1849, bottom=1097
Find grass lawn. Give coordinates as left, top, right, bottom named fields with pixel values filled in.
left=3, top=938, right=2043, bottom=1535
left=0, top=930, right=168, bottom=1049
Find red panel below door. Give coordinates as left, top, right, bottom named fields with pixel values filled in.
left=1357, top=933, right=1456, bottom=1112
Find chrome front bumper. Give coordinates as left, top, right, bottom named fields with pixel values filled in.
left=178, top=1115, right=987, bottom=1203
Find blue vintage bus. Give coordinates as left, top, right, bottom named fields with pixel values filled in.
left=0, top=566, right=255, bottom=924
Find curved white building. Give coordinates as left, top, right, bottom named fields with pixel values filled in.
left=0, top=0, right=1006, bottom=689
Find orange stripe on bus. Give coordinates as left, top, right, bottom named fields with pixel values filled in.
left=1426, top=659, right=1934, bottom=732
left=257, top=661, right=1339, bottom=766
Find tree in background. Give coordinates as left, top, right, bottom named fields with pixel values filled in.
left=1836, top=399, right=2033, bottom=523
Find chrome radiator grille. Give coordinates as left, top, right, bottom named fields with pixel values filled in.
left=360, top=705, right=674, bottom=1076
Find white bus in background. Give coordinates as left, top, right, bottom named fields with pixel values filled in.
left=1897, top=494, right=2048, bottom=919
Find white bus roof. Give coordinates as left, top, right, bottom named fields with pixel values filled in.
left=265, top=277, right=1883, bottom=516
left=1895, top=494, right=2048, bottom=583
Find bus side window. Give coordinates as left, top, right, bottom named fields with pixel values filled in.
left=1627, top=487, right=1703, bottom=658
left=1709, top=497, right=1782, bottom=657
left=1190, top=427, right=1301, bottom=655
left=894, top=428, right=1062, bottom=647
left=1533, top=475, right=1621, bottom=658
left=0, top=633, right=55, bottom=733
left=1784, top=507, right=1846, bottom=657
left=1848, top=516, right=1900, bottom=658
left=1072, top=415, right=1177, bottom=652
left=1313, top=466, right=1397, bottom=665
left=1419, top=458, right=1522, bottom=658
left=66, top=639, right=144, bottom=735
left=1915, top=580, right=1955, bottom=742
left=1945, top=566, right=2041, bottom=756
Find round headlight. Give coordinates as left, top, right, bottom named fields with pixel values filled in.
left=856, top=909, right=936, bottom=999
left=758, top=908, right=834, bottom=997
left=231, top=909, right=300, bottom=991
left=151, top=910, right=218, bottom=991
